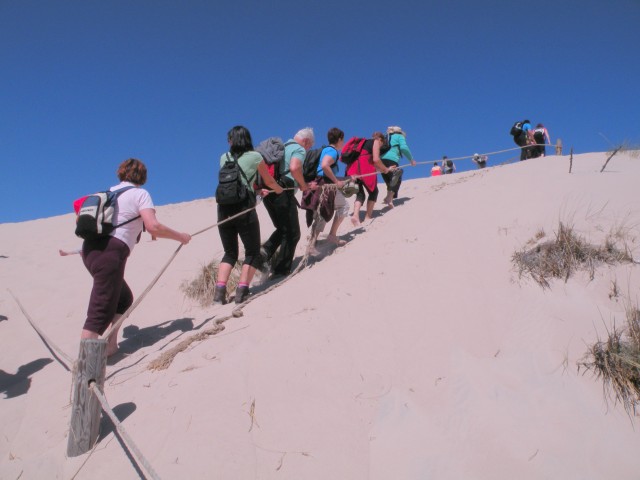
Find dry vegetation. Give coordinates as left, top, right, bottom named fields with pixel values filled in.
left=579, top=304, right=640, bottom=415
left=512, top=221, right=633, bottom=289
left=180, top=259, right=243, bottom=306
left=514, top=220, right=640, bottom=415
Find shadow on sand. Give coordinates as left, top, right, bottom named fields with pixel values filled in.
left=0, top=358, right=53, bottom=398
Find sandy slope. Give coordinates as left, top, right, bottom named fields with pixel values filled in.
left=1, top=151, right=639, bottom=479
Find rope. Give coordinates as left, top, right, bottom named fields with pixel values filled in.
left=230, top=183, right=336, bottom=314
left=344, top=143, right=556, bottom=182
left=89, top=382, right=162, bottom=480
left=102, top=244, right=183, bottom=340
left=7, top=288, right=74, bottom=370
left=102, top=198, right=271, bottom=340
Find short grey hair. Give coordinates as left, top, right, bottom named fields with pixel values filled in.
left=294, top=127, right=315, bottom=144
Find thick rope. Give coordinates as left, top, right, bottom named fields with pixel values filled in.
left=89, top=382, right=162, bottom=480
left=7, top=288, right=74, bottom=370
left=102, top=199, right=270, bottom=340
left=346, top=143, right=556, bottom=182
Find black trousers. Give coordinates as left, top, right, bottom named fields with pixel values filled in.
left=515, top=133, right=534, bottom=160
left=262, top=181, right=300, bottom=275
left=381, top=159, right=402, bottom=198
left=217, top=198, right=261, bottom=268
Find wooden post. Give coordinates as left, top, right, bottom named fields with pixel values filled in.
left=555, top=138, right=562, bottom=156
left=600, top=146, right=622, bottom=173
left=67, top=339, right=107, bottom=457
left=569, top=147, right=574, bottom=173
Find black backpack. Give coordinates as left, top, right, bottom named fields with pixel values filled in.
left=510, top=121, right=524, bottom=137
left=302, top=146, right=331, bottom=182
left=216, top=153, right=254, bottom=206
left=382, top=132, right=402, bottom=156
left=533, top=128, right=545, bottom=143
left=75, top=186, right=140, bottom=240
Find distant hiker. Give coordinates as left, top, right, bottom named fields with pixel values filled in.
left=441, top=155, right=455, bottom=174
left=347, top=131, right=394, bottom=226
left=213, top=126, right=283, bottom=305
left=472, top=153, right=488, bottom=169
left=381, top=126, right=416, bottom=207
left=303, top=127, right=350, bottom=253
left=431, top=162, right=442, bottom=176
left=80, top=158, right=191, bottom=356
left=511, top=119, right=534, bottom=160
left=533, top=123, right=551, bottom=157
left=261, top=128, right=317, bottom=278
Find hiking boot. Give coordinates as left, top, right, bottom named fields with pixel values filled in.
left=213, top=285, right=227, bottom=305
left=257, top=248, right=271, bottom=273
left=235, top=285, right=250, bottom=304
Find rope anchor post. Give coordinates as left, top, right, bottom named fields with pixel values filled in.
left=67, top=338, right=108, bottom=457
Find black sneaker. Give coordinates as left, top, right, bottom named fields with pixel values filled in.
left=235, top=285, right=249, bottom=304
left=213, top=285, right=227, bottom=305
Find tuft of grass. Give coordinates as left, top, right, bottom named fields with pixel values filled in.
left=513, top=221, right=633, bottom=289
left=181, top=259, right=243, bottom=306
left=579, top=305, right=640, bottom=416
left=534, top=228, right=546, bottom=241
left=609, top=279, right=620, bottom=300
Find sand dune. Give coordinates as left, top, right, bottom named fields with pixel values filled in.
left=1, top=151, right=639, bottom=479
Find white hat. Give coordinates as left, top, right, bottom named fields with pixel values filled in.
left=387, top=126, right=406, bottom=136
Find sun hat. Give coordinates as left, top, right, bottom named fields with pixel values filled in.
left=387, top=126, right=406, bottom=136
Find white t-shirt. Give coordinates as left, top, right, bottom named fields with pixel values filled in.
left=110, top=181, right=154, bottom=252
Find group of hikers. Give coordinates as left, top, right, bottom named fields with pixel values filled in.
left=511, top=119, right=551, bottom=161
left=431, top=152, right=490, bottom=176
left=213, top=125, right=416, bottom=305
left=73, top=119, right=553, bottom=356
left=73, top=126, right=415, bottom=355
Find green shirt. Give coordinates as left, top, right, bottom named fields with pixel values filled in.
left=219, top=150, right=262, bottom=188
left=282, top=139, right=306, bottom=186
left=381, top=133, right=414, bottom=163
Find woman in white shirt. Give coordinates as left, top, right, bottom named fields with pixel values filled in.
left=80, top=158, right=191, bottom=356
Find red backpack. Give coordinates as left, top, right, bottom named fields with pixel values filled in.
left=340, top=137, right=367, bottom=165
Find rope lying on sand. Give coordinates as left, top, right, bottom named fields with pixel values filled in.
left=89, top=382, right=162, bottom=480
left=7, top=288, right=74, bottom=370
left=147, top=185, right=338, bottom=370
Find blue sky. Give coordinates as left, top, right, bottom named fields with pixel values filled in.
left=1, top=0, right=639, bottom=223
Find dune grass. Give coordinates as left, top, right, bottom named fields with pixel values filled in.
left=180, top=259, right=243, bottom=306
left=579, top=304, right=640, bottom=416
left=512, top=221, right=633, bottom=289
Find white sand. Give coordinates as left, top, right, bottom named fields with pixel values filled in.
left=1, top=151, right=640, bottom=479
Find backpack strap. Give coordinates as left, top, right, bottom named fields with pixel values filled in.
left=227, top=152, right=256, bottom=186
left=111, top=186, right=141, bottom=228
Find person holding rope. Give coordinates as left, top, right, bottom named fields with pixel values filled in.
left=80, top=158, right=191, bottom=356
left=533, top=123, right=551, bottom=157
left=349, top=131, right=393, bottom=226
left=261, top=128, right=317, bottom=278
left=213, top=126, right=283, bottom=304
left=441, top=155, right=456, bottom=174
left=516, top=119, right=534, bottom=161
left=381, top=125, right=416, bottom=207
left=472, top=153, right=488, bottom=169
left=306, top=127, right=349, bottom=251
